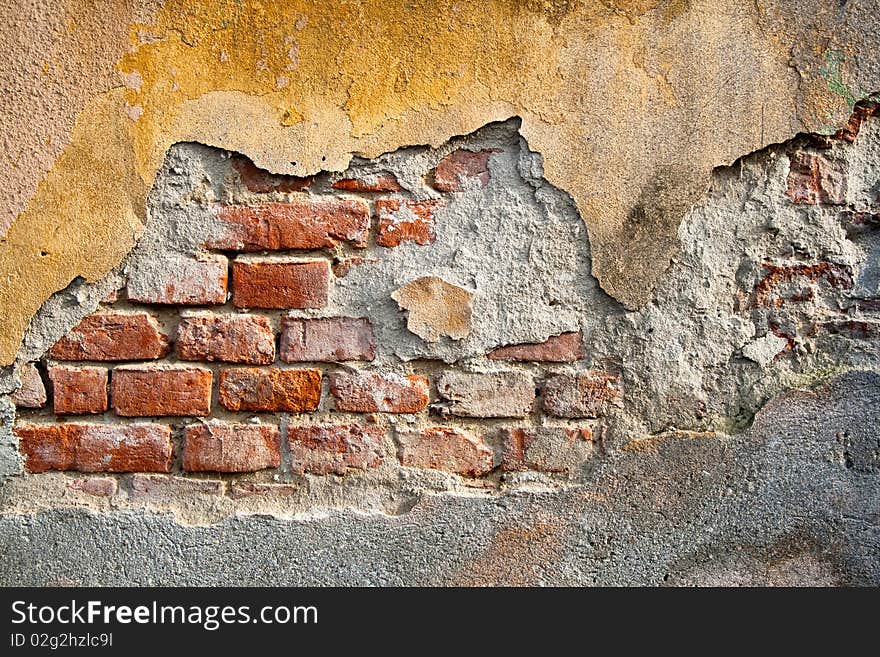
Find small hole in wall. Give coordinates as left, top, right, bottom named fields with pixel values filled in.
left=321, top=156, right=326, bottom=162
left=290, top=161, right=297, bottom=166
left=40, top=251, right=48, bottom=257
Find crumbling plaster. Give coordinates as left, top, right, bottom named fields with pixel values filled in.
left=1, top=0, right=879, bottom=364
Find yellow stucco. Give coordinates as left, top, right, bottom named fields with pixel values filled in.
left=0, top=0, right=876, bottom=364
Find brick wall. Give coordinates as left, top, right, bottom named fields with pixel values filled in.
left=12, top=142, right=610, bottom=491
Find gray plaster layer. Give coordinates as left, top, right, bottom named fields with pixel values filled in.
left=1, top=371, right=877, bottom=586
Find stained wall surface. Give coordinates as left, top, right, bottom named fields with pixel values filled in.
left=1, top=1, right=879, bottom=586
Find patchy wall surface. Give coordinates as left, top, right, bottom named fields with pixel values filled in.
left=1, top=108, right=879, bottom=585
left=2, top=1, right=880, bottom=366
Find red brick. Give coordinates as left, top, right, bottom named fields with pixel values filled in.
left=208, top=200, right=369, bottom=251
left=68, top=477, right=118, bottom=497
left=753, top=262, right=853, bottom=307
left=11, top=363, right=46, bottom=408
left=287, top=424, right=385, bottom=475
left=280, top=317, right=375, bottom=362
left=375, top=199, right=440, bottom=247
left=435, top=371, right=534, bottom=418
left=431, top=149, right=495, bottom=192
left=786, top=151, right=846, bottom=205
left=542, top=371, right=622, bottom=418
left=332, top=256, right=379, bottom=278
left=127, top=474, right=224, bottom=500
left=488, top=331, right=583, bottom=362
left=15, top=423, right=172, bottom=473
left=183, top=421, right=281, bottom=473
left=111, top=366, right=213, bottom=417
left=218, top=368, right=321, bottom=412
left=49, top=312, right=170, bottom=361
left=127, top=255, right=228, bottom=305
left=232, top=259, right=329, bottom=309
left=230, top=155, right=312, bottom=193
left=177, top=313, right=276, bottom=364
left=48, top=366, right=108, bottom=415
left=500, top=427, right=594, bottom=474
left=332, top=174, right=403, bottom=192
left=397, top=427, right=494, bottom=476
left=328, top=372, right=429, bottom=413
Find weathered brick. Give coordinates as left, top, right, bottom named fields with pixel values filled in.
left=500, top=427, right=594, bottom=473
left=431, top=149, right=494, bottom=192
left=397, top=427, right=494, bottom=476
left=127, top=255, right=228, bottom=305
left=332, top=256, right=379, bottom=278
left=230, top=155, right=312, bottom=193
left=177, top=313, right=276, bottom=364
left=332, top=174, right=403, bottom=192
left=48, top=366, right=108, bottom=415
left=127, top=474, right=224, bottom=500
left=280, top=317, right=375, bottom=362
left=232, top=258, right=329, bottom=309
left=208, top=200, right=369, bottom=251
left=753, top=262, right=853, bottom=307
left=218, top=368, right=321, bottom=412
left=375, top=199, right=440, bottom=247
left=111, top=366, right=213, bottom=417
left=786, top=151, right=846, bottom=205
left=183, top=421, right=281, bottom=473
left=287, top=424, right=385, bottom=475
left=11, top=363, right=46, bottom=408
left=542, top=371, right=622, bottom=418
left=488, top=331, right=583, bottom=362
left=49, top=312, right=170, bottom=361
left=15, top=423, right=172, bottom=473
left=435, top=371, right=534, bottom=418
left=68, top=477, right=118, bottom=497
left=329, top=372, right=429, bottom=413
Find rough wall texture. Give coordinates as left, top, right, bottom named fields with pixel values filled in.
left=1, top=108, right=879, bottom=585
left=2, top=1, right=880, bottom=586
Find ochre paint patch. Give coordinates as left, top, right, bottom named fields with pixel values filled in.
left=1, top=0, right=878, bottom=364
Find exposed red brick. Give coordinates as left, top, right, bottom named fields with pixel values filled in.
left=232, top=259, right=329, bottom=309
left=68, top=477, right=118, bottom=497
left=48, top=366, right=108, bottom=415
left=111, top=366, right=213, bottom=417
left=228, top=482, right=300, bottom=499
left=375, top=199, right=440, bottom=247
left=397, top=427, right=494, bottom=476
left=488, top=331, right=583, bottom=362
left=16, top=423, right=172, bottom=473
left=230, top=155, right=313, bottom=193
left=833, top=100, right=880, bottom=143
left=183, top=422, right=281, bottom=473
left=177, top=313, right=276, bottom=365
left=542, top=371, right=622, bottom=418
left=501, top=427, right=594, bottom=474
left=332, top=174, right=403, bottom=192
left=786, top=151, right=846, bottom=205
left=127, top=474, right=224, bottom=500
left=431, top=149, right=495, bottom=192
left=287, top=424, right=385, bottom=475
left=435, top=371, right=534, bottom=418
left=332, top=256, right=379, bottom=278
left=208, top=200, right=369, bottom=251
left=328, top=372, right=429, bottom=413
left=753, top=262, right=854, bottom=307
left=11, top=363, right=46, bottom=408
left=127, top=255, right=228, bottom=305
left=49, top=312, right=170, bottom=361
left=280, top=317, right=375, bottom=362
left=218, top=368, right=321, bottom=412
